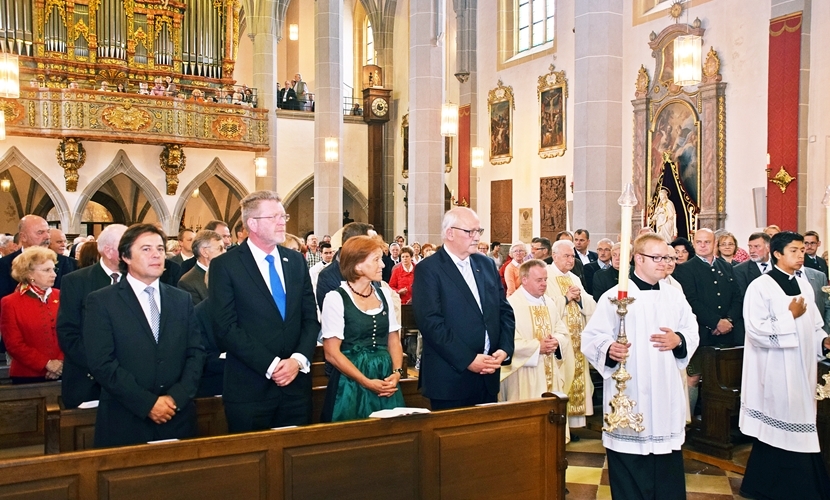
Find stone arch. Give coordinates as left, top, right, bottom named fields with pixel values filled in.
left=0, top=146, right=72, bottom=229
left=282, top=174, right=368, bottom=211
left=170, top=157, right=250, bottom=233
left=73, top=150, right=170, bottom=234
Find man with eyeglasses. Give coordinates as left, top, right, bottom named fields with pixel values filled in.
left=209, top=191, right=320, bottom=432
left=547, top=239, right=597, bottom=433
left=412, top=207, right=515, bottom=410
left=582, top=233, right=698, bottom=499
left=531, top=237, right=553, bottom=264
left=803, top=231, right=828, bottom=276
left=583, top=238, right=613, bottom=295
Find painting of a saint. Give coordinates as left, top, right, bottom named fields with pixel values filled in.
left=650, top=101, right=699, bottom=203
left=540, top=87, right=564, bottom=150
left=490, top=101, right=511, bottom=158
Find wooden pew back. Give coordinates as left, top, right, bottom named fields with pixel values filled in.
left=687, top=346, right=743, bottom=459
left=0, top=381, right=61, bottom=450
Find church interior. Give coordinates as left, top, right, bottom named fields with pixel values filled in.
left=0, top=0, right=828, bottom=498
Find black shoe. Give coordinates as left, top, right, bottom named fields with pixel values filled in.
left=570, top=434, right=580, bottom=442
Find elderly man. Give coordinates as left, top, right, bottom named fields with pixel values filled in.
left=305, top=234, right=321, bottom=268
left=57, top=224, right=128, bottom=408
left=0, top=215, right=76, bottom=298
left=178, top=230, right=225, bottom=305
left=382, top=242, right=401, bottom=283
left=48, top=229, right=68, bottom=257
left=500, top=260, right=574, bottom=408
left=547, top=239, right=596, bottom=430
left=734, top=232, right=772, bottom=296
left=584, top=238, right=614, bottom=296
left=582, top=234, right=699, bottom=499
left=412, top=207, right=514, bottom=409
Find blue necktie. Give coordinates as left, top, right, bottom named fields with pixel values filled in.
left=265, top=254, right=286, bottom=319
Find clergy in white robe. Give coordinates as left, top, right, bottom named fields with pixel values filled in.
left=739, top=232, right=830, bottom=500
left=547, top=240, right=596, bottom=429
left=500, top=260, right=575, bottom=403
left=582, top=235, right=699, bottom=499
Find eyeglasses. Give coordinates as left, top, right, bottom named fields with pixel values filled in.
left=252, top=213, right=290, bottom=222
left=451, top=227, right=484, bottom=237
left=639, top=253, right=676, bottom=263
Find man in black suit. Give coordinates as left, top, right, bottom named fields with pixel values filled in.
left=733, top=232, right=772, bottom=296
left=57, top=224, right=127, bottom=409
left=381, top=242, right=400, bottom=283
left=803, top=231, right=829, bottom=276
left=574, top=229, right=599, bottom=265
left=85, top=224, right=205, bottom=448
left=169, top=228, right=195, bottom=266
left=412, top=207, right=515, bottom=410
left=316, top=222, right=375, bottom=312
left=583, top=238, right=613, bottom=295
left=531, top=237, right=553, bottom=264
left=178, top=230, right=224, bottom=305
left=278, top=80, right=300, bottom=110
left=592, top=241, right=621, bottom=302
left=209, top=191, right=319, bottom=432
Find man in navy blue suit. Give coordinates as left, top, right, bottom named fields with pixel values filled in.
left=412, top=207, right=515, bottom=410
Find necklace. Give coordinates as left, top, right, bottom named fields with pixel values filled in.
left=347, top=282, right=373, bottom=298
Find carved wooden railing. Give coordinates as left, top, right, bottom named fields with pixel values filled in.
left=0, top=87, right=269, bottom=152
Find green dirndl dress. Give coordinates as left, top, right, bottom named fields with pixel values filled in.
left=324, top=285, right=405, bottom=422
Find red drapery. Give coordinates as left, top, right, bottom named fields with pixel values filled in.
left=766, top=12, right=802, bottom=230
left=458, top=105, right=471, bottom=204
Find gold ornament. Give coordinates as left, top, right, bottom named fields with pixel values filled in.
left=159, top=144, right=186, bottom=195
left=56, top=138, right=86, bottom=192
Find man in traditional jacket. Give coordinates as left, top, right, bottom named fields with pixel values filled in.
left=547, top=239, right=596, bottom=430
left=739, top=231, right=830, bottom=499
left=500, top=259, right=574, bottom=405
left=582, top=233, right=699, bottom=499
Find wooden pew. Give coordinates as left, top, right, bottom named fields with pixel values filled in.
left=686, top=346, right=744, bottom=459
left=47, top=378, right=428, bottom=453
left=4, top=397, right=568, bottom=500
left=816, top=359, right=830, bottom=474
left=0, top=381, right=61, bottom=450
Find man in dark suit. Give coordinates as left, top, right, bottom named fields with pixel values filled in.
left=278, top=80, right=300, bottom=110
left=583, top=238, right=613, bottom=295
left=381, top=242, right=400, bottom=283
left=169, top=228, right=195, bottom=266
left=733, top=232, right=772, bottom=296
left=316, top=222, right=375, bottom=312
left=57, top=224, right=127, bottom=409
left=803, top=231, right=829, bottom=276
left=178, top=230, right=224, bottom=305
left=592, top=242, right=621, bottom=302
left=574, top=229, right=599, bottom=265
left=85, top=224, right=205, bottom=448
left=531, top=237, right=552, bottom=264
left=210, top=191, right=319, bottom=432
left=412, top=207, right=515, bottom=410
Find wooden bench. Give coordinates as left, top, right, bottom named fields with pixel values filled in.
left=47, top=377, right=429, bottom=453
left=2, top=397, right=568, bottom=499
left=816, top=359, right=830, bottom=474
left=0, top=381, right=61, bottom=450
left=687, top=346, right=744, bottom=459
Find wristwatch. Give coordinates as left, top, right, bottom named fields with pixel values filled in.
left=391, top=368, right=404, bottom=376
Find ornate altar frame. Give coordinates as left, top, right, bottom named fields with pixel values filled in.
left=488, top=79, right=514, bottom=165
left=632, top=23, right=727, bottom=233
left=537, top=64, right=567, bottom=159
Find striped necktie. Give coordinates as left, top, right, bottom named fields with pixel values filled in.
left=144, top=287, right=160, bottom=343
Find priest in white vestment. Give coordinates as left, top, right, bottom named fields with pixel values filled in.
left=582, top=234, right=699, bottom=499
left=547, top=240, right=596, bottom=429
left=739, top=231, right=830, bottom=500
left=499, top=260, right=575, bottom=412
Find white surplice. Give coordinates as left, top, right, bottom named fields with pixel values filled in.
left=582, top=282, right=699, bottom=455
left=739, top=273, right=827, bottom=453
left=499, top=288, right=575, bottom=401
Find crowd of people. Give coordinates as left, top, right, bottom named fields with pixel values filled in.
left=0, top=204, right=828, bottom=498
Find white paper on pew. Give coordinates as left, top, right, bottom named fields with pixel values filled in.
left=369, top=407, right=431, bottom=418
left=147, top=438, right=179, bottom=444
left=271, top=425, right=299, bottom=430
left=219, top=352, right=227, bottom=359
left=475, top=402, right=507, bottom=407
left=78, top=400, right=99, bottom=409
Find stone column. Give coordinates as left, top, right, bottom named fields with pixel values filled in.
left=313, top=0, right=344, bottom=237
left=453, top=0, right=479, bottom=210
left=571, top=1, right=623, bottom=241
left=408, top=0, right=445, bottom=244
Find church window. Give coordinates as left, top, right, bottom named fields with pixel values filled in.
left=365, top=19, right=375, bottom=65
left=517, top=0, right=554, bottom=53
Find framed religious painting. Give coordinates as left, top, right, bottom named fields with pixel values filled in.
left=401, top=113, right=409, bottom=178
left=488, top=79, right=514, bottom=165
left=648, top=99, right=701, bottom=205
left=538, top=64, right=568, bottom=158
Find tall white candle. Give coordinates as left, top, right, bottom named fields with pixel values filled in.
left=617, top=183, right=638, bottom=297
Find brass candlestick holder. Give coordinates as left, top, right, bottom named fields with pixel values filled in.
left=817, top=286, right=830, bottom=400
left=603, top=296, right=645, bottom=433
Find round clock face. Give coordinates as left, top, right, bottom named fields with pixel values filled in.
left=371, top=97, right=388, bottom=117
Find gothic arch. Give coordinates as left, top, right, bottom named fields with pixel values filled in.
left=73, top=150, right=170, bottom=234
left=282, top=174, right=368, bottom=211
left=0, top=146, right=72, bottom=229
left=170, top=157, right=250, bottom=232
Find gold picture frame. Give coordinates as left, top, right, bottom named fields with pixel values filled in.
left=401, top=113, right=409, bottom=179
left=488, top=79, right=514, bottom=165
left=538, top=64, right=568, bottom=159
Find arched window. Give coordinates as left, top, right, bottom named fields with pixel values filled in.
left=517, top=0, right=554, bottom=53
left=365, top=19, right=375, bottom=65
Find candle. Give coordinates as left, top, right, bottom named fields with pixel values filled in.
left=766, top=153, right=770, bottom=167
left=822, top=186, right=830, bottom=254
left=617, top=183, right=638, bottom=297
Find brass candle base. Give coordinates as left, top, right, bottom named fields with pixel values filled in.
left=603, top=296, right=645, bottom=433
left=817, top=286, right=830, bottom=400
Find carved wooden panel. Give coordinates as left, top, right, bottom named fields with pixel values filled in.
left=490, top=180, right=512, bottom=244
left=0, top=476, right=79, bottom=500
left=540, top=176, right=567, bottom=240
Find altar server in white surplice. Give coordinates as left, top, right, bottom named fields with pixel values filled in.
left=582, top=234, right=699, bottom=499
left=500, top=260, right=575, bottom=404
left=739, top=231, right=830, bottom=500
left=547, top=239, right=596, bottom=429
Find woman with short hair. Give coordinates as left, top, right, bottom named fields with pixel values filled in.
left=505, top=242, right=528, bottom=297
left=389, top=246, right=415, bottom=304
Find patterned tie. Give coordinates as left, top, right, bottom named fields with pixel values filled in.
left=760, top=263, right=768, bottom=274
left=796, top=270, right=803, bottom=278
left=144, top=287, right=160, bottom=343
left=110, top=273, right=120, bottom=284
left=265, top=254, right=286, bottom=319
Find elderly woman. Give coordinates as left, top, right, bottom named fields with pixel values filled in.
left=410, top=242, right=422, bottom=264
left=504, top=242, right=528, bottom=297
left=389, top=246, right=415, bottom=305
left=320, top=235, right=405, bottom=422
left=670, top=237, right=695, bottom=264
left=421, top=243, right=436, bottom=259
left=0, top=247, right=63, bottom=384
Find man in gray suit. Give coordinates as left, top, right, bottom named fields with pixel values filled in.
left=178, top=230, right=224, bottom=305
left=801, top=266, right=830, bottom=334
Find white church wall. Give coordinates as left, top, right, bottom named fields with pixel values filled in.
left=806, top=0, right=830, bottom=240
